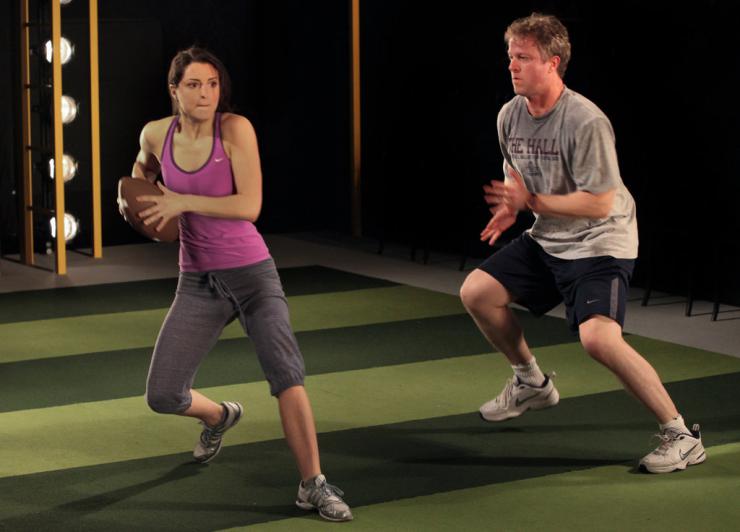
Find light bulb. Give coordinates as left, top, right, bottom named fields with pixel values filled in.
left=48, top=154, right=78, bottom=182
left=60, top=95, right=79, bottom=124
left=49, top=212, right=80, bottom=242
left=44, top=37, right=74, bottom=65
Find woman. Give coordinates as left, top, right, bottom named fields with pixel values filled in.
left=129, top=46, right=352, bottom=522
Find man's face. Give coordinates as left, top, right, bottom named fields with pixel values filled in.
left=507, top=36, right=554, bottom=98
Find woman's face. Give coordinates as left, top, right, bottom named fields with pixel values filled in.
left=170, top=62, right=220, bottom=120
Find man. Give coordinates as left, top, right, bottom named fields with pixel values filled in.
left=459, top=12, right=704, bottom=473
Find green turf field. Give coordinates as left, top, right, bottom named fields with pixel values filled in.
left=1, top=266, right=738, bottom=531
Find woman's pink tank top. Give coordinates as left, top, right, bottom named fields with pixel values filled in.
left=160, top=113, right=270, bottom=272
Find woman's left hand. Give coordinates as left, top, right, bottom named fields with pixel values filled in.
left=137, top=183, right=187, bottom=231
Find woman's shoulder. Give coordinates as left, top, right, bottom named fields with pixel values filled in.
left=142, top=116, right=177, bottom=138
left=220, top=112, right=256, bottom=140
left=137, top=116, right=176, bottom=157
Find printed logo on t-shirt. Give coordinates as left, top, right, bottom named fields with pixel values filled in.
left=507, top=137, right=559, bottom=162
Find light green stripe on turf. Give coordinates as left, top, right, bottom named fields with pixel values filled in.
left=566, top=334, right=740, bottom=390
left=3, top=353, right=504, bottom=478
left=0, top=285, right=464, bottom=363
left=3, top=342, right=739, bottom=478
left=234, top=441, right=740, bottom=532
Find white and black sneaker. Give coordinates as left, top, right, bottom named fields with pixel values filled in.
left=639, top=424, right=706, bottom=473
left=193, top=401, right=243, bottom=463
left=296, top=474, right=353, bottom=522
left=479, top=374, right=559, bottom=422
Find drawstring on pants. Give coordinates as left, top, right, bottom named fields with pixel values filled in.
left=206, top=272, right=246, bottom=324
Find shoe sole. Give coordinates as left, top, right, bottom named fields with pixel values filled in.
left=639, top=447, right=707, bottom=474
left=479, top=390, right=560, bottom=422
left=194, top=441, right=223, bottom=464
left=193, top=403, right=244, bottom=464
left=296, top=501, right=354, bottom=522
left=479, top=401, right=559, bottom=422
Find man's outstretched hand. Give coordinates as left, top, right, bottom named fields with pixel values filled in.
left=480, top=203, right=517, bottom=246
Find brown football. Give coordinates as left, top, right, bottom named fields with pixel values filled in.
left=117, top=177, right=179, bottom=243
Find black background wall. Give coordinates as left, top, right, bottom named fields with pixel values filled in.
left=1, top=0, right=738, bottom=304
left=1, top=0, right=351, bottom=249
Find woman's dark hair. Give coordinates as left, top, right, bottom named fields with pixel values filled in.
left=167, top=46, right=233, bottom=114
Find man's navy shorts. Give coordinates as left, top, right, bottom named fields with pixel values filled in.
left=477, top=233, right=635, bottom=333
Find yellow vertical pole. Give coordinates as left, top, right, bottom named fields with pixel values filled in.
left=20, top=0, right=34, bottom=265
left=51, top=0, right=67, bottom=274
left=351, top=0, right=362, bottom=237
left=89, top=0, right=102, bottom=258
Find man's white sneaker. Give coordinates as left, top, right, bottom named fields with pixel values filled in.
left=479, top=374, right=559, bottom=422
left=639, top=423, right=706, bottom=473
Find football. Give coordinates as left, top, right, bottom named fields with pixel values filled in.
left=117, top=177, right=179, bottom=242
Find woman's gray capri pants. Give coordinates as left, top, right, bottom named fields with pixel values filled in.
left=146, top=258, right=306, bottom=414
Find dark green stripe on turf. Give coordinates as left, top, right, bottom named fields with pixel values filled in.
left=1, top=373, right=738, bottom=531
left=277, top=266, right=397, bottom=295
left=0, top=310, right=574, bottom=412
left=0, top=278, right=178, bottom=324
left=0, top=266, right=398, bottom=324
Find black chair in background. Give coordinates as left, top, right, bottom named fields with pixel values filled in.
left=640, top=227, right=733, bottom=321
left=639, top=224, right=697, bottom=316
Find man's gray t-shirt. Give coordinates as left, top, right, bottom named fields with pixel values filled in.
left=497, top=88, right=638, bottom=260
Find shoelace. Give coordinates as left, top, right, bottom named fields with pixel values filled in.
left=650, top=428, right=682, bottom=456
left=312, top=480, right=345, bottom=504
left=200, top=421, right=226, bottom=447
left=493, top=378, right=516, bottom=408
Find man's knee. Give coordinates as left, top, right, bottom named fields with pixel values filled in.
left=579, top=315, right=622, bottom=361
left=460, top=269, right=510, bottom=313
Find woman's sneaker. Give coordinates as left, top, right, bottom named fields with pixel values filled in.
left=193, top=401, right=243, bottom=463
left=479, top=374, right=559, bottom=422
left=296, top=474, right=353, bottom=522
left=639, top=424, right=706, bottom=473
